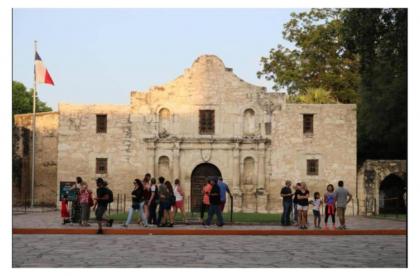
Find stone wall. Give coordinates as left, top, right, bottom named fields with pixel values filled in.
left=268, top=104, right=357, bottom=213
left=357, top=160, right=406, bottom=215
left=14, top=112, right=59, bottom=206
left=54, top=55, right=357, bottom=213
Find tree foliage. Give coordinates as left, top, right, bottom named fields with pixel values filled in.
left=258, top=9, right=360, bottom=103
left=342, top=9, right=407, bottom=160
left=12, top=81, right=52, bottom=117
left=287, top=88, right=337, bottom=104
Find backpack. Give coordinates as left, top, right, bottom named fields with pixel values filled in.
left=106, top=188, right=114, bottom=203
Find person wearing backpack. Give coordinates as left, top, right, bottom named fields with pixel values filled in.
left=93, top=178, right=114, bottom=234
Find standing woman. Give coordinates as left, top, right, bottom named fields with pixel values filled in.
left=165, top=181, right=176, bottom=227
left=123, top=179, right=147, bottom=227
left=324, top=184, right=337, bottom=230
left=173, top=179, right=188, bottom=224
left=296, top=182, right=310, bottom=230
left=79, top=183, right=93, bottom=226
left=142, top=178, right=151, bottom=224
left=200, top=179, right=212, bottom=224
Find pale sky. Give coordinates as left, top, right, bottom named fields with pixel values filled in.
left=13, top=9, right=303, bottom=110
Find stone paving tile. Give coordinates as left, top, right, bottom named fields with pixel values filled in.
left=13, top=211, right=406, bottom=230
left=12, top=234, right=406, bottom=268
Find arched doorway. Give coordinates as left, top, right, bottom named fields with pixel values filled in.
left=190, top=163, right=222, bottom=212
left=379, top=174, right=406, bottom=214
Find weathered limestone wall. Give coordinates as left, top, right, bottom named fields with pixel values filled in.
left=357, top=160, right=406, bottom=215
left=57, top=104, right=141, bottom=204
left=53, top=55, right=357, bottom=213
left=14, top=112, right=59, bottom=206
left=267, top=104, right=357, bottom=214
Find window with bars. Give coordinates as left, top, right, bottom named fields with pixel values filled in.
left=96, top=114, right=107, bottom=133
left=199, top=110, right=215, bottom=135
left=303, top=114, right=314, bottom=134
left=96, top=158, right=108, bottom=174
left=306, top=159, right=319, bottom=176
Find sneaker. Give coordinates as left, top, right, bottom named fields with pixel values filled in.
left=203, top=224, right=209, bottom=228
left=169, top=223, right=174, bottom=227
left=217, top=223, right=224, bottom=227
left=342, top=225, right=347, bottom=230
left=121, top=224, right=128, bottom=228
left=96, top=229, right=103, bottom=234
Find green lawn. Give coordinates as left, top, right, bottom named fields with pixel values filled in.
left=108, top=211, right=282, bottom=224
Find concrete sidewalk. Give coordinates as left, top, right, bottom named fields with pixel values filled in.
left=12, top=211, right=406, bottom=235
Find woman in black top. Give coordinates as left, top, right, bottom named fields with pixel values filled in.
left=122, top=179, right=146, bottom=227
left=296, top=182, right=310, bottom=229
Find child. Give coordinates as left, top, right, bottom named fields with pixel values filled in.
left=61, top=194, right=70, bottom=225
left=311, top=192, right=322, bottom=229
left=324, top=184, right=337, bottom=230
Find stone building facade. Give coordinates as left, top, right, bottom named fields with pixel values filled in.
left=14, top=55, right=357, bottom=213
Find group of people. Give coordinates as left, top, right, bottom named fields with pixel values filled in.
left=280, top=180, right=353, bottom=230
left=60, top=173, right=232, bottom=234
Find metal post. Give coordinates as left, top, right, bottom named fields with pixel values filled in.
left=116, top=194, right=120, bottom=214
left=30, top=40, right=38, bottom=208
left=123, top=194, right=126, bottom=213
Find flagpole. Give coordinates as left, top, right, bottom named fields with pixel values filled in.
left=31, top=40, right=37, bottom=208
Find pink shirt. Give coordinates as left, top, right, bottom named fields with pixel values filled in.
left=202, top=184, right=212, bottom=205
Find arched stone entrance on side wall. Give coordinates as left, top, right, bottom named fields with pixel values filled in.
left=190, top=163, right=222, bottom=212
left=379, top=174, right=406, bottom=214
left=358, top=160, right=406, bottom=215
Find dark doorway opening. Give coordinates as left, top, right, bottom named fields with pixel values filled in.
left=190, top=163, right=222, bottom=212
left=379, top=174, right=407, bottom=214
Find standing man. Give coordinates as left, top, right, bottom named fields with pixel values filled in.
left=70, top=176, right=83, bottom=225
left=205, top=180, right=224, bottom=227
left=217, top=177, right=232, bottom=212
left=93, top=178, right=114, bottom=234
left=335, top=180, right=353, bottom=230
left=280, top=180, right=293, bottom=226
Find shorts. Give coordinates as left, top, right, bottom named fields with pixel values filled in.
left=95, top=205, right=107, bottom=221
left=336, top=207, right=346, bottom=219
left=175, top=200, right=184, bottom=209
left=313, top=209, right=320, bottom=218
left=161, top=201, right=171, bottom=211
left=296, top=204, right=308, bottom=211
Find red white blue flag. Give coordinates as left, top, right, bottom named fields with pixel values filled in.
left=35, top=51, right=54, bottom=85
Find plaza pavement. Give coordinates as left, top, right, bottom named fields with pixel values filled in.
left=12, top=211, right=407, bottom=267
left=13, top=234, right=406, bottom=267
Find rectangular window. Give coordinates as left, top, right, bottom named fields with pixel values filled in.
left=307, top=159, right=319, bottom=176
left=96, top=114, right=107, bottom=133
left=96, top=158, right=108, bottom=174
left=199, top=110, right=215, bottom=135
left=265, top=122, right=272, bottom=135
left=303, top=114, right=314, bottom=134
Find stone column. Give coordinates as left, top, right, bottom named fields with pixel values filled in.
left=256, top=141, right=268, bottom=213
left=172, top=141, right=180, bottom=181
left=232, top=142, right=242, bottom=211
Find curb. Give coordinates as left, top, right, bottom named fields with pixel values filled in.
left=12, top=228, right=406, bottom=236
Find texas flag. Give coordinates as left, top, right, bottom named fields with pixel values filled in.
left=35, top=51, right=54, bottom=85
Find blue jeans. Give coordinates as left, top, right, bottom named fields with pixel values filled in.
left=206, top=204, right=224, bottom=226
left=125, top=202, right=148, bottom=226
left=281, top=200, right=292, bottom=225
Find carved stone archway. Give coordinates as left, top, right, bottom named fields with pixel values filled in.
left=358, top=160, right=406, bottom=215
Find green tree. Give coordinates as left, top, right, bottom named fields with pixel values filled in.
left=288, top=88, right=337, bottom=104
left=342, top=9, right=407, bottom=160
left=12, top=80, right=52, bottom=117
left=257, top=9, right=360, bottom=103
